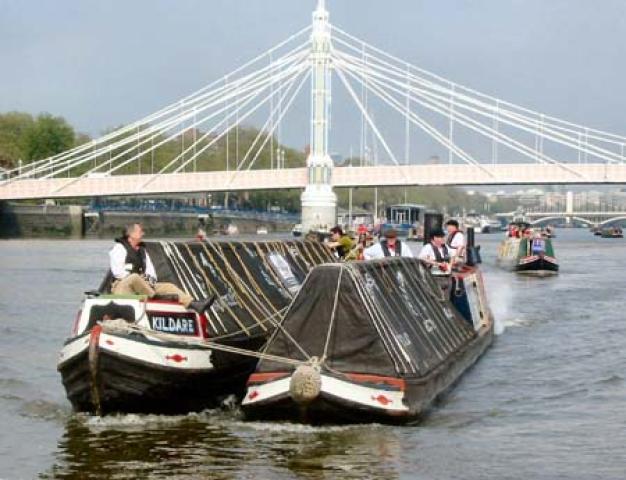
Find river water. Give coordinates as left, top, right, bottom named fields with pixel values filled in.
left=0, top=231, right=624, bottom=479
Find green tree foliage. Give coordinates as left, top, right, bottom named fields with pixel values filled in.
left=22, top=113, right=75, bottom=162
left=0, top=112, right=78, bottom=169
left=0, top=111, right=34, bottom=169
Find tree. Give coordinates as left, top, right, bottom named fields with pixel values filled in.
left=21, top=113, right=75, bottom=162
left=0, top=111, right=34, bottom=168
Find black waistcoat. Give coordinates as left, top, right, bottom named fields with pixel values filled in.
left=116, top=238, right=147, bottom=275
left=432, top=243, right=450, bottom=262
left=380, top=239, right=403, bottom=257
left=447, top=230, right=460, bottom=247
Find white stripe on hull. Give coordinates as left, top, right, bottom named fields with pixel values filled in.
left=243, top=374, right=408, bottom=413
left=57, top=335, right=90, bottom=368
left=58, top=331, right=214, bottom=371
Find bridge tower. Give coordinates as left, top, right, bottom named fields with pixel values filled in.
left=300, top=0, right=337, bottom=232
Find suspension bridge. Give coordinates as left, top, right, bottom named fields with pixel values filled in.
left=2, top=0, right=626, bottom=231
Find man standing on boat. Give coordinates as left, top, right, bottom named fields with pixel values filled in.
left=327, top=226, right=355, bottom=259
left=445, top=219, right=465, bottom=260
left=418, top=228, right=451, bottom=272
left=109, top=223, right=213, bottom=314
left=363, top=229, right=414, bottom=260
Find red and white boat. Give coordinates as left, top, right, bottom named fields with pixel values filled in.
left=242, top=257, right=494, bottom=424
left=57, top=240, right=335, bottom=415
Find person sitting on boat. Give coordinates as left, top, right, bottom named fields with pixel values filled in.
left=418, top=228, right=451, bottom=272
left=327, top=226, right=355, bottom=259
left=109, top=223, right=213, bottom=314
left=445, top=219, right=465, bottom=260
left=363, top=228, right=414, bottom=260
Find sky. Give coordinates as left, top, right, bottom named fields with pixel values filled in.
left=1, top=0, right=626, bottom=162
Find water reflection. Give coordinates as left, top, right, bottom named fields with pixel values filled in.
left=43, top=412, right=403, bottom=479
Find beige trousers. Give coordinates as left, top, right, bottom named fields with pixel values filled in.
left=111, top=273, right=193, bottom=307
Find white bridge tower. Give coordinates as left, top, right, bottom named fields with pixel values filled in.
left=300, top=0, right=337, bottom=232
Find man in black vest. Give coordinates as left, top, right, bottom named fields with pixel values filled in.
left=418, top=228, right=451, bottom=272
left=109, top=223, right=213, bottom=314
left=363, top=228, right=414, bottom=260
left=445, top=219, right=465, bottom=260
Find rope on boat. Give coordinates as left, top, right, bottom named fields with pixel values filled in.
left=139, top=240, right=337, bottom=370
left=320, top=267, right=344, bottom=363
left=98, top=318, right=310, bottom=368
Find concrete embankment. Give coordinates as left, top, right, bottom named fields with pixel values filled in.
left=0, top=203, right=293, bottom=238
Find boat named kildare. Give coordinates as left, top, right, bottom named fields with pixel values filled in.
left=57, top=240, right=334, bottom=415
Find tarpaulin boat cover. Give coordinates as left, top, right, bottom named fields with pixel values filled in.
left=142, top=240, right=335, bottom=337
left=257, top=258, right=476, bottom=378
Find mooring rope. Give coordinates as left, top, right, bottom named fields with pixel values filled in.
left=99, top=319, right=308, bottom=368
left=320, top=266, right=344, bottom=363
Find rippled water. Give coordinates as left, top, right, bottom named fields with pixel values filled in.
left=0, top=232, right=625, bottom=479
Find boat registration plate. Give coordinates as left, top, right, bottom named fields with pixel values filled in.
left=148, top=312, right=198, bottom=336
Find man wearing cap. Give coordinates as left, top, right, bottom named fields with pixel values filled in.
left=363, top=228, right=413, bottom=260
left=418, top=228, right=451, bottom=272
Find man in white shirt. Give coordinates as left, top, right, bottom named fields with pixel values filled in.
left=418, top=228, right=451, bottom=272
left=445, top=219, right=465, bottom=260
left=363, top=229, right=414, bottom=260
left=109, top=223, right=213, bottom=314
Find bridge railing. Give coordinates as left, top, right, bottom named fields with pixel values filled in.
left=87, top=204, right=300, bottom=223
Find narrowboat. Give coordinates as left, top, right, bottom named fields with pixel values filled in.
left=57, top=240, right=334, bottom=415
left=242, top=254, right=494, bottom=425
left=497, top=227, right=559, bottom=276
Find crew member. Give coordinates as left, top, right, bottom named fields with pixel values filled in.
left=363, top=229, right=414, bottom=260
left=327, top=226, right=355, bottom=259
left=445, top=219, right=465, bottom=259
left=418, top=228, right=451, bottom=271
left=109, top=223, right=213, bottom=314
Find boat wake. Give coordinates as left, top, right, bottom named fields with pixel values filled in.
left=484, top=276, right=514, bottom=335
left=230, top=420, right=383, bottom=434
left=77, top=408, right=235, bottom=431
left=500, top=317, right=534, bottom=329
left=18, top=399, right=70, bottom=422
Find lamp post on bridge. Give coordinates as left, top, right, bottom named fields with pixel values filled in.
left=300, top=0, right=337, bottom=232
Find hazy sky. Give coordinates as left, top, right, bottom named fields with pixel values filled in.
left=2, top=0, right=625, bottom=161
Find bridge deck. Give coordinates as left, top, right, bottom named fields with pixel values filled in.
left=1, top=163, right=626, bottom=200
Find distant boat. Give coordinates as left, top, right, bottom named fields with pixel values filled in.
left=462, top=212, right=501, bottom=234
left=600, top=227, right=623, bottom=238
left=256, top=226, right=269, bottom=235
left=497, top=225, right=559, bottom=276
left=381, top=203, right=434, bottom=238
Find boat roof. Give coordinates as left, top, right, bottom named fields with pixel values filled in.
left=138, top=240, right=335, bottom=337
left=257, top=258, right=475, bottom=377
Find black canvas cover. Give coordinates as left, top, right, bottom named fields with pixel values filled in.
left=257, top=257, right=476, bottom=378
left=142, top=240, right=335, bottom=337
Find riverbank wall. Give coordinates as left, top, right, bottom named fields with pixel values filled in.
left=0, top=203, right=294, bottom=238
